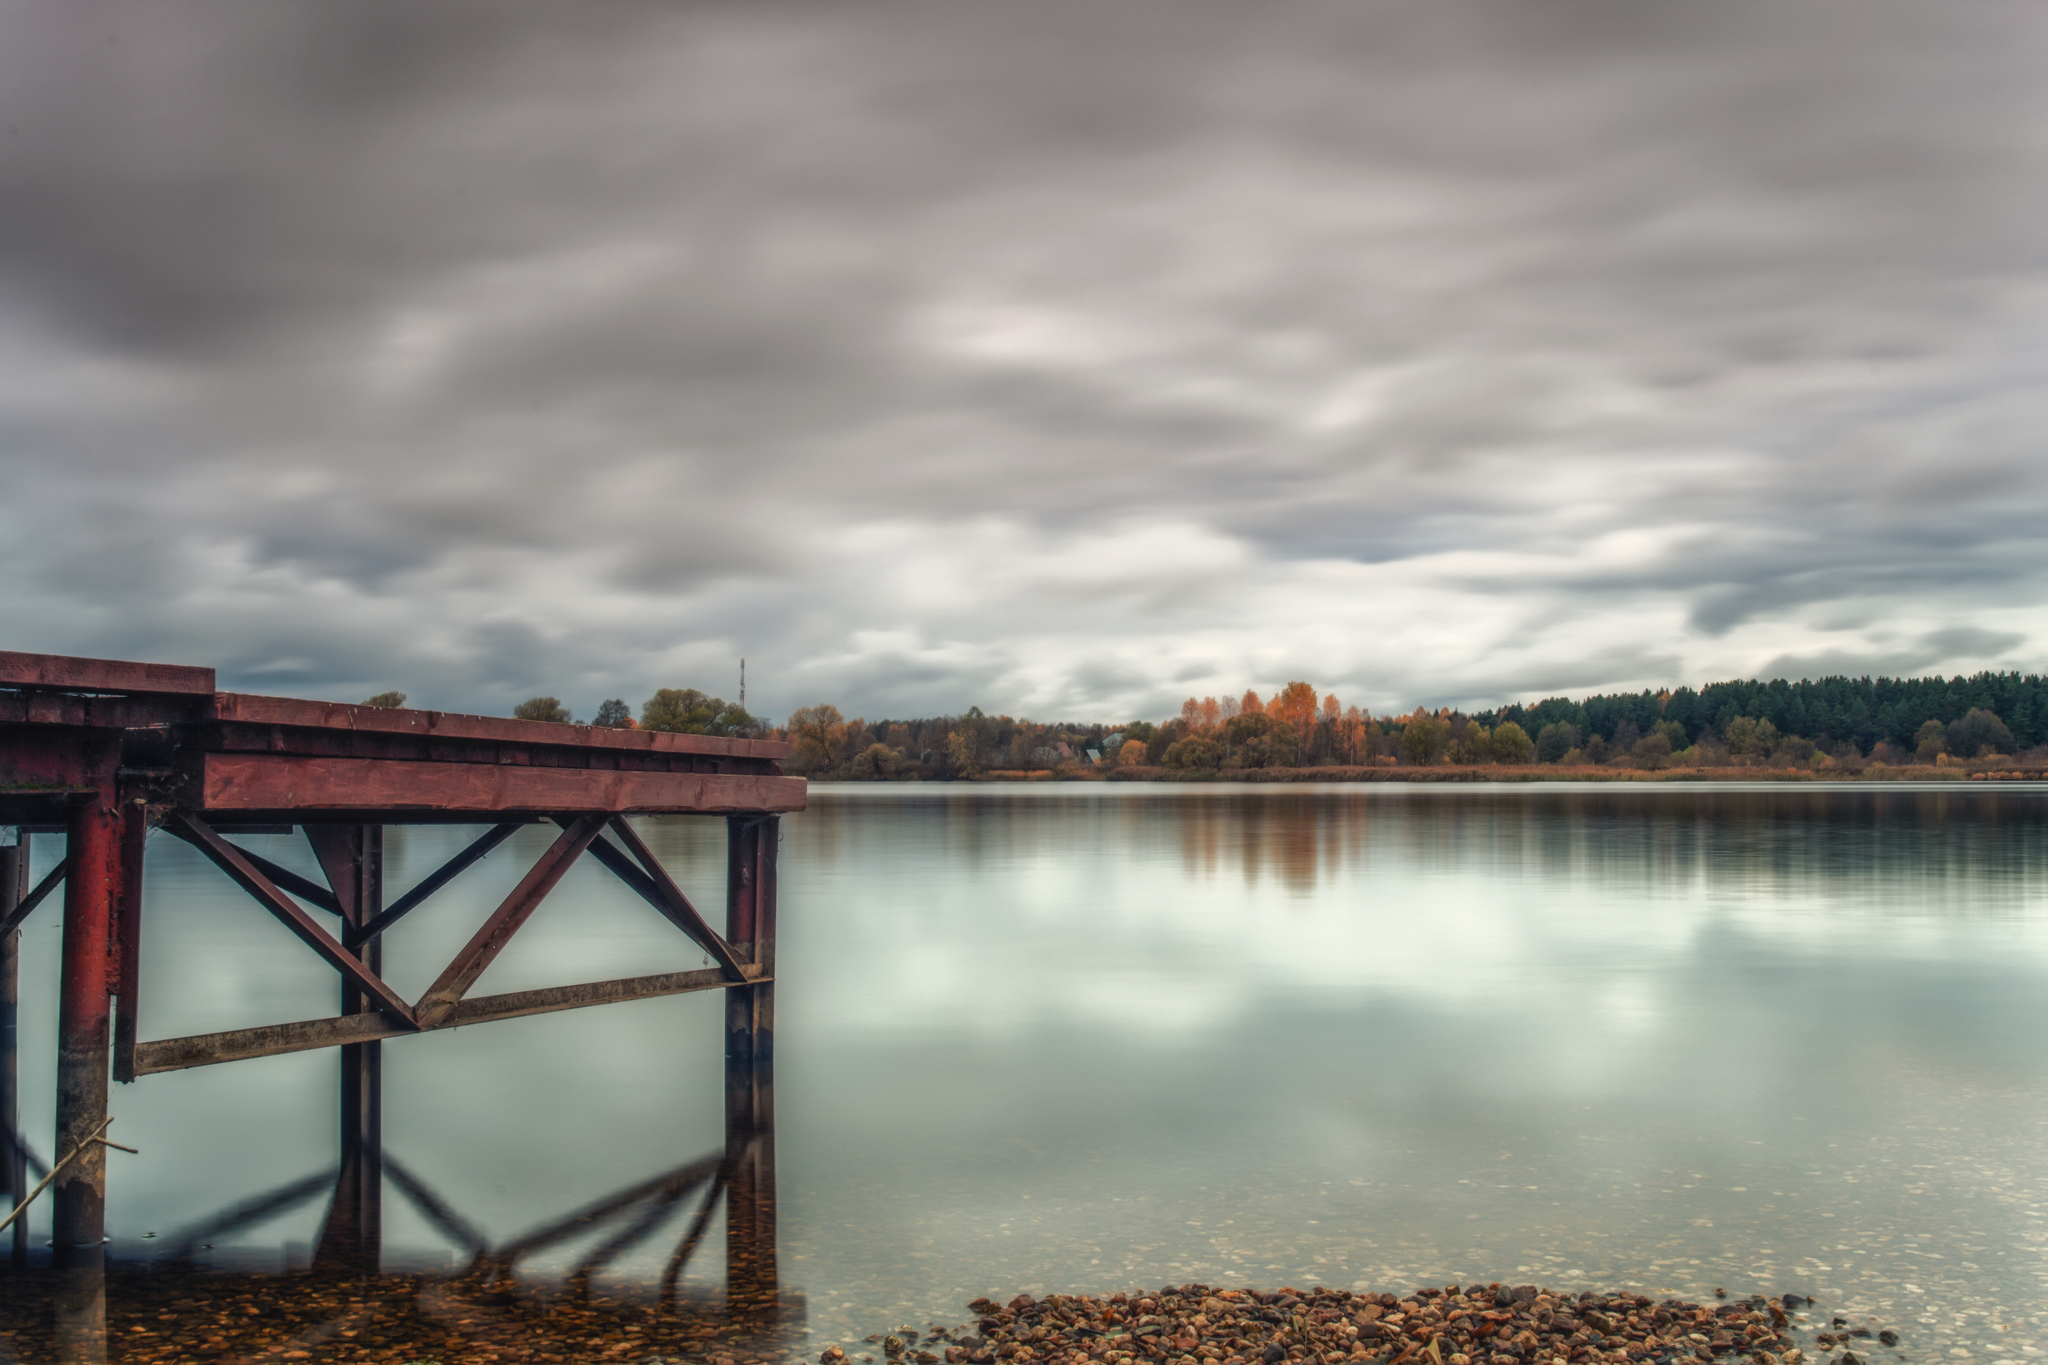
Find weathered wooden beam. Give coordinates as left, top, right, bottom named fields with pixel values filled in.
left=350, top=822, right=520, bottom=944
left=0, top=651, right=215, bottom=695
left=413, top=814, right=606, bottom=1027
left=183, top=753, right=806, bottom=816
left=586, top=823, right=747, bottom=981
left=165, top=813, right=416, bottom=1025
left=0, top=857, right=65, bottom=937
left=131, top=964, right=765, bottom=1073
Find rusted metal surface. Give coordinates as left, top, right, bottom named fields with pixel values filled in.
left=725, top=812, right=780, bottom=1317
left=352, top=822, right=520, bottom=943
left=413, top=814, right=607, bottom=1028
left=313, top=824, right=384, bottom=1275
left=1, top=833, right=25, bottom=1266
left=131, top=963, right=767, bottom=1073
left=0, top=855, right=63, bottom=936
left=215, top=841, right=342, bottom=915
left=725, top=816, right=778, bottom=1071
left=54, top=758, right=117, bottom=1273
left=210, top=690, right=784, bottom=760
left=2, top=649, right=799, bottom=824
left=179, top=753, right=803, bottom=818
left=591, top=816, right=749, bottom=980
left=109, top=804, right=146, bottom=1085
left=3, top=648, right=799, bottom=1309
left=165, top=813, right=417, bottom=1024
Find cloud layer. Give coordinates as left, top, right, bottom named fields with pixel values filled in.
left=4, top=1, right=2048, bottom=723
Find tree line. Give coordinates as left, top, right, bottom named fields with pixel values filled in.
left=359, top=668, right=2048, bottom=777
left=360, top=688, right=764, bottom=736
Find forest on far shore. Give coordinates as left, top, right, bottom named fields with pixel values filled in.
left=405, top=670, right=2048, bottom=781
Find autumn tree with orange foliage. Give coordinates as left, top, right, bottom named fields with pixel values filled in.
left=1333, top=703, right=1375, bottom=765
left=787, top=704, right=854, bottom=771
left=1269, top=681, right=1318, bottom=747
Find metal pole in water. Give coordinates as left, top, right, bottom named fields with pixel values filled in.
left=55, top=762, right=119, bottom=1364
left=0, top=828, right=25, bottom=1268
left=313, top=824, right=384, bottom=1273
left=724, top=814, right=778, bottom=1316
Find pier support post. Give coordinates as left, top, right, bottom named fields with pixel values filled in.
left=724, top=815, right=778, bottom=1316
left=312, top=826, right=383, bottom=1274
left=723, top=815, right=776, bottom=1071
left=0, top=828, right=25, bottom=1268
left=55, top=755, right=120, bottom=1364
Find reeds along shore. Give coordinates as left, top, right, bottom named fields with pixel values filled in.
left=831, top=1283, right=1879, bottom=1365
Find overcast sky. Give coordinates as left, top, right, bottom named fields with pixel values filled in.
left=3, top=1, right=2047, bottom=724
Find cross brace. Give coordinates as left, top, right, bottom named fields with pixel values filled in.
left=126, top=810, right=759, bottom=1077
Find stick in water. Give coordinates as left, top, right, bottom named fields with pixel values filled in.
left=0, top=1117, right=133, bottom=1235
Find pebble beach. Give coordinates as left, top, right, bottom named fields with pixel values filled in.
left=823, top=1286, right=1892, bottom=1365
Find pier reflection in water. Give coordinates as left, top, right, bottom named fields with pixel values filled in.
left=0, top=1056, right=790, bottom=1362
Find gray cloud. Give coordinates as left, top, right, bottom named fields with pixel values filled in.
left=1758, top=628, right=2026, bottom=684
left=3, top=0, right=2048, bottom=723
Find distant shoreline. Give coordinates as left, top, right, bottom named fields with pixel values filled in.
left=809, top=762, right=2047, bottom=784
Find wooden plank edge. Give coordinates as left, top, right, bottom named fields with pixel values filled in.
left=212, top=691, right=788, bottom=761
left=133, top=964, right=766, bottom=1074
left=0, top=650, right=216, bottom=695
left=189, top=754, right=808, bottom=815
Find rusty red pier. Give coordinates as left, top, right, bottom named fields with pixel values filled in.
left=0, top=650, right=805, bottom=1358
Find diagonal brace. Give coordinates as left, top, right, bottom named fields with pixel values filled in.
left=413, top=813, right=606, bottom=1028
left=352, top=823, right=521, bottom=946
left=600, top=815, right=748, bottom=981
left=585, top=834, right=748, bottom=982
left=167, top=812, right=416, bottom=1025
left=160, top=824, right=343, bottom=915
left=0, top=856, right=66, bottom=936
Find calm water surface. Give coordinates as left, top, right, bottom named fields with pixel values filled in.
left=10, top=783, right=2048, bottom=1356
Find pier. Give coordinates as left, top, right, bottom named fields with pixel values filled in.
left=0, top=650, right=805, bottom=1360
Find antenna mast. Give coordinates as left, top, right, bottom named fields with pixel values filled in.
left=740, top=658, right=746, bottom=710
